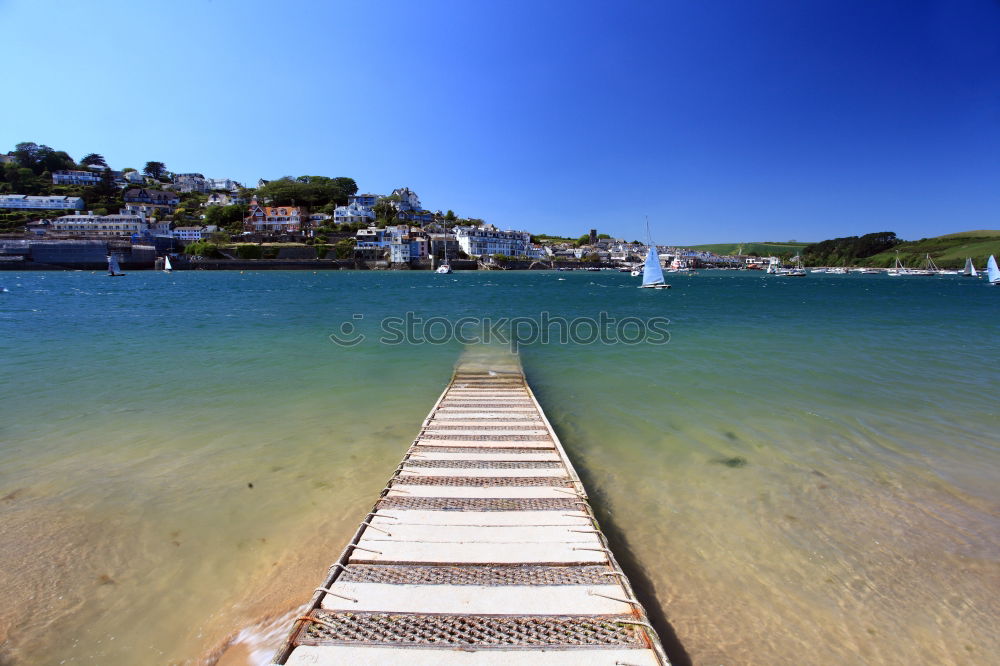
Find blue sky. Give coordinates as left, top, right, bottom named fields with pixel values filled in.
left=1, top=0, right=998, bottom=244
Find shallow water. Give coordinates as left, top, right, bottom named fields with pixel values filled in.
left=0, top=270, right=997, bottom=665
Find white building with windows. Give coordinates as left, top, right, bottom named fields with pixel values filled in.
left=355, top=225, right=427, bottom=262
left=455, top=224, right=531, bottom=257
left=50, top=210, right=149, bottom=237
left=204, top=193, right=232, bottom=207
left=173, top=226, right=206, bottom=241
left=389, top=187, right=421, bottom=212
left=173, top=173, right=210, bottom=193
left=334, top=202, right=375, bottom=226
left=0, top=195, right=85, bottom=210
left=207, top=178, right=241, bottom=192
left=349, top=193, right=380, bottom=208
left=52, top=170, right=104, bottom=186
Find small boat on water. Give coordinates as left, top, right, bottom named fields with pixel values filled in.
left=962, top=257, right=979, bottom=278
left=163, top=255, right=173, bottom=274
left=435, top=241, right=453, bottom=274
left=776, top=255, right=806, bottom=277
left=638, top=218, right=670, bottom=289
left=826, top=267, right=848, bottom=275
left=810, top=268, right=828, bottom=274
left=987, top=255, right=1000, bottom=286
left=107, top=254, right=125, bottom=277
left=922, top=253, right=960, bottom=275
left=887, top=251, right=932, bottom=276
left=639, top=246, right=670, bottom=289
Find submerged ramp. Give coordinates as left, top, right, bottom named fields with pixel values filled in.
left=272, top=358, right=668, bottom=665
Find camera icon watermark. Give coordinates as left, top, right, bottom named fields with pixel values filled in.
left=329, top=312, right=670, bottom=352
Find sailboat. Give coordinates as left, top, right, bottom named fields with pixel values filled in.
left=163, top=255, right=173, bottom=274
left=107, top=253, right=125, bottom=277
left=435, top=237, right=452, bottom=274
left=962, top=257, right=979, bottom=278
left=887, top=251, right=909, bottom=276
left=639, top=245, right=670, bottom=289
left=987, top=255, right=1000, bottom=286
left=887, top=250, right=932, bottom=276
left=912, top=252, right=941, bottom=276
left=776, top=255, right=806, bottom=277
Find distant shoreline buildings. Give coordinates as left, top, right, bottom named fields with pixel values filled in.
left=0, top=144, right=751, bottom=270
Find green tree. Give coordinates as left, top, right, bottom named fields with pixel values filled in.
left=256, top=175, right=358, bottom=208
left=204, top=204, right=246, bottom=233
left=372, top=199, right=397, bottom=226
left=334, top=238, right=356, bottom=259
left=12, top=142, right=42, bottom=171
left=80, top=153, right=108, bottom=168
left=91, top=168, right=119, bottom=203
left=1, top=163, right=39, bottom=192
left=38, top=148, right=74, bottom=173
left=143, top=161, right=167, bottom=180
left=802, top=232, right=899, bottom=266
left=445, top=209, right=456, bottom=222
left=13, top=142, right=74, bottom=174
left=183, top=241, right=221, bottom=257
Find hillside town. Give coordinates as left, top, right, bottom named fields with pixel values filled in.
left=0, top=142, right=748, bottom=271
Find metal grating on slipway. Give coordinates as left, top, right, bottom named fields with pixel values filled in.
left=271, top=361, right=669, bottom=665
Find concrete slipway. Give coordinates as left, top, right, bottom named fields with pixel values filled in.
left=271, top=355, right=668, bottom=665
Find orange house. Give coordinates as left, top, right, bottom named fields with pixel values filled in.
left=243, top=197, right=302, bottom=233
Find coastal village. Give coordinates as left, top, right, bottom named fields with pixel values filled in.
left=1, top=143, right=996, bottom=273
left=0, top=143, right=764, bottom=271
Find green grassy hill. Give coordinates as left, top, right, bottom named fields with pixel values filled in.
left=687, top=241, right=811, bottom=256
left=862, top=232, right=1000, bottom=269
left=936, top=230, right=1000, bottom=239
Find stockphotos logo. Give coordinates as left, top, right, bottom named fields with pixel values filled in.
left=329, top=312, right=670, bottom=353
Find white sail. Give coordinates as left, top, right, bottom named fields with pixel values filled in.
left=642, top=246, right=665, bottom=286
left=108, top=254, right=122, bottom=275
left=164, top=255, right=173, bottom=271
left=987, top=255, right=1000, bottom=284
left=964, top=257, right=977, bottom=277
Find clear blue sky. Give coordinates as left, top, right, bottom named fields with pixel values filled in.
left=2, top=0, right=998, bottom=244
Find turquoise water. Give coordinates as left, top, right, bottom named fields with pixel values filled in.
left=0, top=270, right=997, bottom=665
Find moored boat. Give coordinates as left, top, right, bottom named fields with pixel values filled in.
left=107, top=254, right=125, bottom=277
left=987, top=255, right=1000, bottom=286
left=776, top=255, right=806, bottom=277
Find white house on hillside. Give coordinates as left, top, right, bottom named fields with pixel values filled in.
left=455, top=224, right=531, bottom=257
left=0, top=194, right=85, bottom=210
left=390, top=187, right=421, bottom=212
left=50, top=210, right=149, bottom=237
